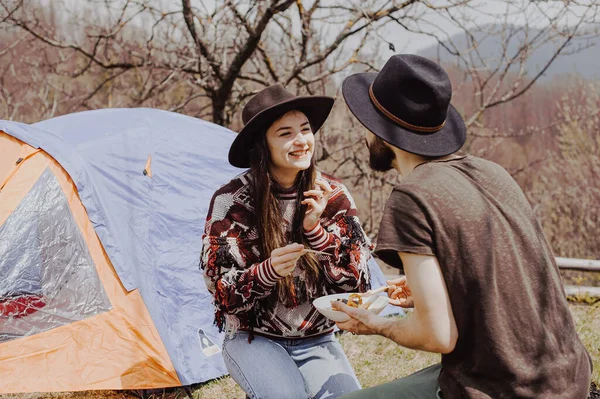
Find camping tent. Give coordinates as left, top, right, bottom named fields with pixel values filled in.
left=0, top=108, right=396, bottom=393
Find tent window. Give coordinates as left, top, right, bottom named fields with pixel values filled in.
left=0, top=168, right=111, bottom=343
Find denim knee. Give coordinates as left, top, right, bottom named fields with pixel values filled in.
left=222, top=333, right=309, bottom=399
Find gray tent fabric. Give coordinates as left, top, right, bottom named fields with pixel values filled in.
left=0, top=108, right=398, bottom=385
left=0, top=169, right=111, bottom=342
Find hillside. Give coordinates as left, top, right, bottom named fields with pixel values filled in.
left=418, top=23, right=599, bottom=81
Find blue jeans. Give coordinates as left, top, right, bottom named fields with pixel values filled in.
left=222, top=331, right=361, bottom=399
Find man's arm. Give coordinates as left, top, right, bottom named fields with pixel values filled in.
left=334, top=252, right=458, bottom=354
left=380, top=252, right=458, bottom=353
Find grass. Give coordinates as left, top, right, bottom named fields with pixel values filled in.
left=1, top=303, right=598, bottom=399
left=572, top=303, right=600, bottom=384
left=562, top=270, right=600, bottom=288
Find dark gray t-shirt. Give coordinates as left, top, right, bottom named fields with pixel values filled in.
left=375, top=155, right=591, bottom=399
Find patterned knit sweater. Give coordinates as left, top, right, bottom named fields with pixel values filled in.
left=200, top=171, right=372, bottom=339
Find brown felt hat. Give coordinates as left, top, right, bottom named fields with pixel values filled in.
left=228, top=84, right=334, bottom=168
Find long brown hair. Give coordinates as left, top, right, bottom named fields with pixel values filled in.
left=248, top=123, right=321, bottom=307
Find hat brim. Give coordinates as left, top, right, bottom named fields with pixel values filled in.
left=342, top=73, right=466, bottom=157
left=228, top=96, right=334, bottom=168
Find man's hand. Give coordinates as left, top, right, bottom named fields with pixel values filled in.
left=331, top=301, right=392, bottom=336
left=386, top=276, right=414, bottom=308
left=334, top=253, right=458, bottom=354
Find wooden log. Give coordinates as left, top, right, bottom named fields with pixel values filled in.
left=556, top=257, right=600, bottom=272
left=564, top=285, right=600, bottom=298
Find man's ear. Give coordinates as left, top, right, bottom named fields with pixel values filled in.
left=365, top=130, right=378, bottom=148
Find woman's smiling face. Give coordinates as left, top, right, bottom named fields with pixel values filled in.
left=266, top=110, right=314, bottom=178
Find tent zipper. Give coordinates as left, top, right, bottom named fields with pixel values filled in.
left=0, top=149, right=41, bottom=192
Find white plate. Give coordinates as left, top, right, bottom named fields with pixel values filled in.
left=312, top=293, right=389, bottom=323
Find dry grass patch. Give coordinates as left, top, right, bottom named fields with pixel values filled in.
left=571, top=303, right=600, bottom=384
left=340, top=331, right=439, bottom=388
left=1, top=304, right=598, bottom=399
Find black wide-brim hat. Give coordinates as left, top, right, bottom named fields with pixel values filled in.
left=228, top=84, right=334, bottom=168
left=342, top=54, right=466, bottom=157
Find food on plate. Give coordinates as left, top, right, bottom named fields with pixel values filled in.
left=314, top=292, right=389, bottom=322
left=331, top=293, right=363, bottom=308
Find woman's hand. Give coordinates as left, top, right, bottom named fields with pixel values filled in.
left=386, top=276, right=414, bottom=308
left=270, top=243, right=307, bottom=277
left=302, top=178, right=333, bottom=231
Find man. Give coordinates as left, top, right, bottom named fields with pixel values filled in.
left=333, top=54, right=592, bottom=399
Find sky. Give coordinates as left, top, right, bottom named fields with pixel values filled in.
left=373, top=0, right=598, bottom=54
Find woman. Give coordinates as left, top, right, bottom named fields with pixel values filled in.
left=200, top=84, right=372, bottom=399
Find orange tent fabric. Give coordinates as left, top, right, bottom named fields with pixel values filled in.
left=0, top=131, right=180, bottom=392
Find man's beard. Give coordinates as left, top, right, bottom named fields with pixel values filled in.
left=368, top=136, right=396, bottom=172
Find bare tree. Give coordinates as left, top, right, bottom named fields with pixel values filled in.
left=3, top=0, right=596, bottom=126
left=1, top=0, right=598, bottom=238
left=383, top=0, right=599, bottom=128
left=310, top=0, right=600, bottom=235
left=0, top=0, right=432, bottom=126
